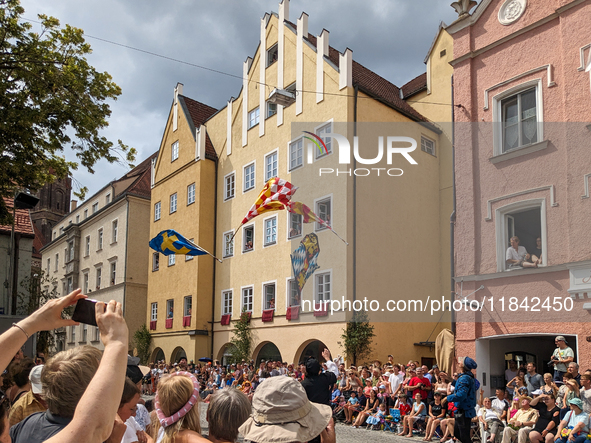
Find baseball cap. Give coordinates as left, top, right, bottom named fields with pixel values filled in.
left=29, top=364, right=43, bottom=394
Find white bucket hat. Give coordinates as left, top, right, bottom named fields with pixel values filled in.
left=239, top=376, right=331, bottom=443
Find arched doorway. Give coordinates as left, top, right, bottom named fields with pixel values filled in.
left=171, top=346, right=186, bottom=364
left=297, top=340, right=329, bottom=364
left=151, top=347, right=165, bottom=363
left=255, top=342, right=282, bottom=366
left=217, top=343, right=237, bottom=366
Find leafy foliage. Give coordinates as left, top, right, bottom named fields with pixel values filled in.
left=229, top=310, right=252, bottom=364
left=340, top=310, right=375, bottom=366
left=133, top=324, right=152, bottom=365
left=0, top=0, right=135, bottom=221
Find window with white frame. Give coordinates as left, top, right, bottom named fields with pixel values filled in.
left=248, top=107, right=260, bottom=129
left=316, top=123, right=333, bottom=158
left=83, top=273, right=89, bottom=293
left=263, top=283, right=276, bottom=310
left=289, top=213, right=302, bottom=238
left=243, top=226, right=254, bottom=252
left=154, top=202, right=161, bottom=221
left=76, top=215, right=80, bottom=223
left=84, top=209, right=88, bottom=219
left=112, top=220, right=118, bottom=243
left=244, top=163, right=255, bottom=191
left=264, top=217, right=277, bottom=246
left=96, top=267, right=102, bottom=290
left=106, top=193, right=111, bottom=204
left=498, top=87, right=539, bottom=153
left=289, top=279, right=300, bottom=307
left=46, top=258, right=50, bottom=273
left=152, top=253, right=159, bottom=271
left=289, top=138, right=303, bottom=170
left=185, top=239, right=195, bottom=261
left=110, top=262, right=116, bottom=286
left=223, top=231, right=234, bottom=258
left=168, top=254, right=175, bottom=266
left=166, top=299, right=174, bottom=318
left=316, top=197, right=332, bottom=230
left=67, top=276, right=73, bottom=292
left=81, top=324, right=88, bottom=342
left=421, top=136, right=436, bottom=156
left=265, top=151, right=278, bottom=181
left=171, top=141, right=179, bottom=161
left=151, top=302, right=158, bottom=321
left=222, top=291, right=232, bottom=316
left=187, top=183, right=195, bottom=205
left=242, top=287, right=253, bottom=312
left=55, top=253, right=59, bottom=271
left=266, top=43, right=278, bottom=67
left=316, top=272, right=331, bottom=302
left=92, top=202, right=99, bottom=214
left=497, top=203, right=544, bottom=271
left=184, top=296, right=192, bottom=316
left=170, top=193, right=177, bottom=213
left=93, top=326, right=100, bottom=342
left=67, top=240, right=74, bottom=262
left=70, top=325, right=76, bottom=343
left=85, top=236, right=90, bottom=256
left=267, top=102, right=277, bottom=119
left=97, top=228, right=103, bottom=250
left=224, top=173, right=235, bottom=200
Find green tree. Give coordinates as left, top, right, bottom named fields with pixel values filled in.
left=133, top=324, right=152, bottom=365
left=229, top=310, right=252, bottom=364
left=0, top=0, right=135, bottom=221
left=340, top=310, right=375, bottom=366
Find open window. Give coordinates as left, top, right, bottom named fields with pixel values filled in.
left=315, top=197, right=332, bottom=231
left=266, top=44, right=278, bottom=67
left=263, top=283, right=276, bottom=310
left=243, top=225, right=254, bottom=252
left=289, top=213, right=302, bottom=239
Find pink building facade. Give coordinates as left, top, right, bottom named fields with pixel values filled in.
left=447, top=0, right=591, bottom=395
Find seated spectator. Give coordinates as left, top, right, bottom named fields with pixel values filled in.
left=425, top=392, right=447, bottom=441
left=530, top=237, right=543, bottom=266
left=506, top=236, right=537, bottom=269
left=238, top=376, right=334, bottom=443
left=366, top=402, right=387, bottom=430
left=500, top=396, right=538, bottom=443
left=352, top=387, right=380, bottom=428
left=344, top=387, right=365, bottom=424
left=554, top=398, right=588, bottom=443
left=399, top=392, right=426, bottom=437
left=207, top=388, right=251, bottom=443
left=508, top=398, right=520, bottom=420
left=568, top=363, right=582, bottom=387
left=491, top=388, right=510, bottom=422
left=579, top=374, right=591, bottom=413
left=526, top=363, right=544, bottom=396
left=8, top=364, right=47, bottom=427
left=528, top=393, right=560, bottom=443
left=557, top=374, right=574, bottom=409
left=395, top=393, right=412, bottom=417
left=478, top=396, right=504, bottom=443
left=563, top=380, right=581, bottom=414
left=408, top=367, right=432, bottom=404
left=541, top=374, right=559, bottom=398
left=507, top=375, right=528, bottom=398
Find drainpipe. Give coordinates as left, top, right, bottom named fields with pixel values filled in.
left=450, top=75, right=457, bottom=336
left=211, top=157, right=218, bottom=359
left=353, top=84, right=359, bottom=303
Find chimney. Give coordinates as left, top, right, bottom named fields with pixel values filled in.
left=71, top=200, right=78, bottom=211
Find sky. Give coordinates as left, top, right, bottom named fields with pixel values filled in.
left=18, top=0, right=460, bottom=200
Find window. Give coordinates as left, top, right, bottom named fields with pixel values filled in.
left=266, top=102, right=277, bottom=119
left=110, top=262, right=116, bottom=286
left=112, top=220, right=118, bottom=243
left=289, top=279, right=300, bottom=307
left=242, top=287, right=253, bottom=312
left=67, top=240, right=74, bottom=262
left=84, top=209, right=88, bottom=219
left=421, top=136, right=436, bottom=156
left=154, top=202, right=161, bottom=221
left=83, top=273, right=89, bottom=293
left=81, top=324, right=88, bottom=342
left=316, top=197, right=332, bottom=230
left=187, top=183, right=195, bottom=205
left=46, top=258, right=50, bottom=273
left=76, top=215, right=80, bottom=223
left=289, top=213, right=302, bottom=238
left=499, top=87, right=539, bottom=153
left=185, top=239, right=195, bottom=261
left=97, top=228, right=103, bottom=250
left=70, top=325, right=76, bottom=343
left=168, top=254, right=176, bottom=266
left=106, top=193, right=111, bottom=204
left=264, top=217, right=277, bottom=246
left=223, top=231, right=234, bottom=258
left=266, top=43, right=278, bottom=67
left=248, top=107, right=260, bottom=129
left=67, top=276, right=73, bottom=292
left=166, top=300, right=174, bottom=318
left=92, top=202, right=99, bottom=214
left=96, top=267, right=102, bottom=290
left=184, top=296, right=192, bottom=316
left=170, top=193, right=177, bottom=214
left=289, top=138, right=303, bottom=170
left=243, top=226, right=254, bottom=252
left=152, top=253, right=160, bottom=271
left=224, top=173, right=235, bottom=200
left=244, top=163, right=255, bottom=191
left=93, top=326, right=100, bottom=342
left=263, top=283, right=276, bottom=310
left=316, top=272, right=331, bottom=302
left=171, top=141, right=179, bottom=161
left=316, top=123, right=333, bottom=158
left=222, top=291, right=233, bottom=316
left=85, top=236, right=90, bottom=256
left=55, top=254, right=59, bottom=271
left=265, top=151, right=278, bottom=181
left=151, top=302, right=158, bottom=321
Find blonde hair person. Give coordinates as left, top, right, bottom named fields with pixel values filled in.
left=154, top=372, right=207, bottom=443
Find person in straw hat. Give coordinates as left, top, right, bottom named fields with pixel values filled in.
left=239, top=376, right=335, bottom=443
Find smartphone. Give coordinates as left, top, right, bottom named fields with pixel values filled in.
left=72, top=298, right=99, bottom=326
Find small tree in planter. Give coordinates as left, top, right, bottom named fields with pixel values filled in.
left=229, top=309, right=252, bottom=364
left=341, top=310, right=375, bottom=366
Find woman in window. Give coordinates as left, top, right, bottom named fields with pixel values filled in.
left=530, top=237, right=543, bottom=266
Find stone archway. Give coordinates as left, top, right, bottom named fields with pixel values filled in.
left=217, top=343, right=237, bottom=366
left=171, top=346, right=187, bottom=364
left=253, top=341, right=282, bottom=366
left=150, top=347, right=165, bottom=364
left=294, top=339, right=330, bottom=364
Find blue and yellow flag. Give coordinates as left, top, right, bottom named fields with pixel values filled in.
left=149, top=230, right=207, bottom=256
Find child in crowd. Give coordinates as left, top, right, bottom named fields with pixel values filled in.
left=366, top=402, right=387, bottom=430
left=396, top=393, right=412, bottom=416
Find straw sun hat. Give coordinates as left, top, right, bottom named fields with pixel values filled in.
left=239, top=376, right=332, bottom=443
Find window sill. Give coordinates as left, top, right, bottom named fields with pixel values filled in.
left=247, top=123, right=259, bottom=131
left=265, top=114, right=277, bottom=120
left=288, top=234, right=302, bottom=240
left=264, top=242, right=277, bottom=247
left=243, top=187, right=255, bottom=193
left=90, top=340, right=100, bottom=344
left=242, top=249, right=254, bottom=253
left=289, top=164, right=303, bottom=173
left=110, top=241, right=117, bottom=246
left=490, top=140, right=548, bottom=164
left=224, top=196, right=235, bottom=201
left=315, top=152, right=333, bottom=161
left=223, top=254, right=234, bottom=259
left=456, top=263, right=568, bottom=282
left=96, top=249, right=103, bottom=252
left=152, top=268, right=159, bottom=272
left=187, top=201, right=195, bottom=206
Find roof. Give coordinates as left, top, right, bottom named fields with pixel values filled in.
left=289, top=24, right=428, bottom=123
left=401, top=73, right=428, bottom=99
left=178, top=95, right=218, bottom=161
left=0, top=198, right=35, bottom=238
left=112, top=151, right=158, bottom=199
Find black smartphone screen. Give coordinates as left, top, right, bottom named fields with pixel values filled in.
left=72, top=299, right=98, bottom=326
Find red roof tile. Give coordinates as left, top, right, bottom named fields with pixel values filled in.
left=179, top=96, right=218, bottom=161
left=401, top=72, right=428, bottom=99
left=0, top=198, right=34, bottom=237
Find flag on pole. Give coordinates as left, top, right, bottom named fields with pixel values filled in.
left=149, top=229, right=207, bottom=256
left=241, top=177, right=298, bottom=225
left=286, top=201, right=331, bottom=230
left=291, top=233, right=320, bottom=297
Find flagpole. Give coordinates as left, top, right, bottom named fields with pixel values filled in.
left=328, top=228, right=349, bottom=246
left=187, top=239, right=223, bottom=263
